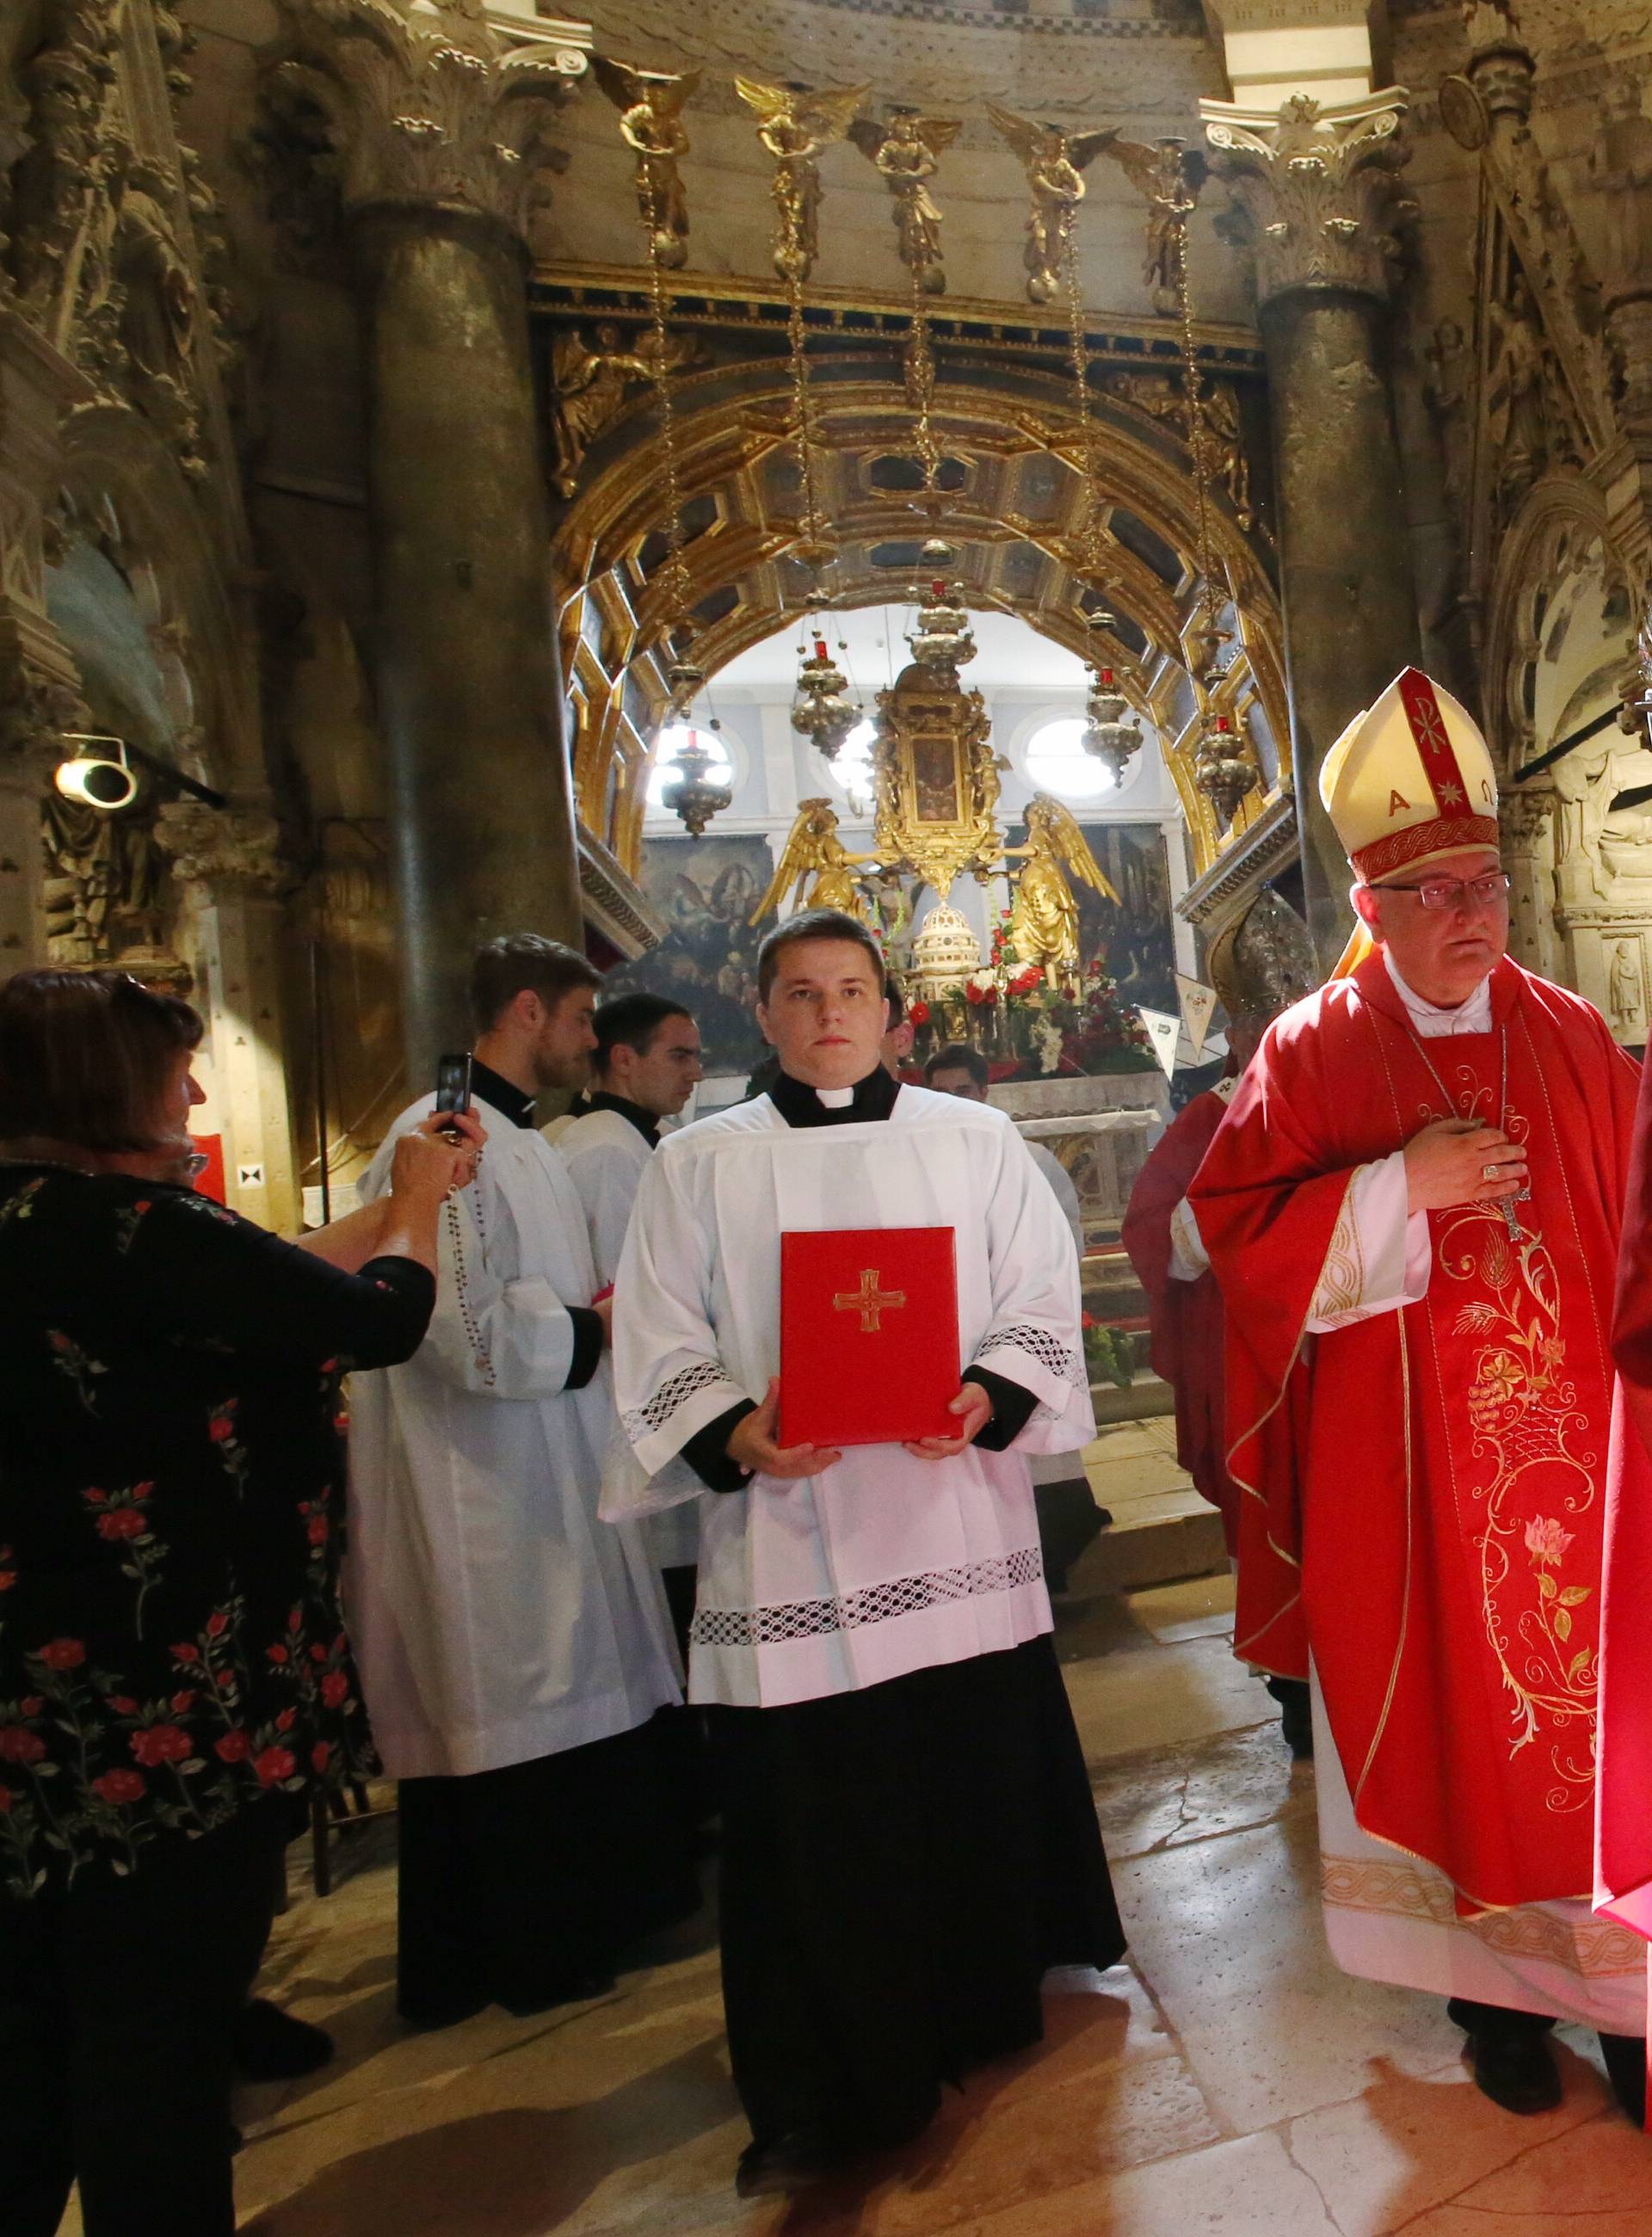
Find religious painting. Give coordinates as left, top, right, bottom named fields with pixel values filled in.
left=607, top=833, right=775, bottom=1077
left=1003, top=815, right=1178, bottom=1011
left=911, top=736, right=961, bottom=823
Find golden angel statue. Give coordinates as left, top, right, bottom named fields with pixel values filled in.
left=735, top=77, right=868, bottom=283
left=1094, top=133, right=1207, bottom=316
left=751, top=798, right=879, bottom=925
left=547, top=322, right=699, bottom=498
left=1003, top=795, right=1120, bottom=985
left=986, top=104, right=1119, bottom=305
left=849, top=109, right=960, bottom=292
left=590, top=58, right=700, bottom=271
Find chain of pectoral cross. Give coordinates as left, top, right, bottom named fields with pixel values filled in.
left=1403, top=1026, right=1532, bottom=1242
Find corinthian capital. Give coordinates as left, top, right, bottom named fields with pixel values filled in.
left=1199, top=89, right=1413, bottom=311
left=264, top=0, right=589, bottom=241
left=157, top=800, right=292, bottom=899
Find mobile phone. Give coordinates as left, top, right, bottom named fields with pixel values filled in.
left=435, top=1051, right=473, bottom=1134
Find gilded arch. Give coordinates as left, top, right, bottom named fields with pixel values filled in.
left=550, top=351, right=1287, bottom=882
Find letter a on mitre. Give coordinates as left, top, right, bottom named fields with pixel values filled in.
left=1319, top=669, right=1499, bottom=882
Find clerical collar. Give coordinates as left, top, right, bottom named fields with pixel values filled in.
left=768, top=1065, right=900, bottom=1128
left=470, top=1058, right=537, bottom=1131
left=1383, top=950, right=1493, bottom=1036
left=589, top=1089, right=661, bottom=1148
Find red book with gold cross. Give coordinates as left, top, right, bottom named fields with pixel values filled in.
left=778, top=1226, right=960, bottom=1448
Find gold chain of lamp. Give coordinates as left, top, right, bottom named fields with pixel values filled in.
left=1060, top=213, right=1108, bottom=583
left=1165, top=149, right=1258, bottom=829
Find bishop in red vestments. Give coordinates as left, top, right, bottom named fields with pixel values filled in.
left=1191, top=669, right=1646, bottom=2119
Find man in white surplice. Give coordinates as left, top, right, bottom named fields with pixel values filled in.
left=557, top=991, right=705, bottom=1656
left=348, top=934, right=690, bottom=2031
left=605, top=908, right=1125, bottom=2197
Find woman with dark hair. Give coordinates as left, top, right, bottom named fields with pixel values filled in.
left=0, top=968, right=480, bottom=2237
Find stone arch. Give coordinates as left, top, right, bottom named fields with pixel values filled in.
left=552, top=350, right=1287, bottom=882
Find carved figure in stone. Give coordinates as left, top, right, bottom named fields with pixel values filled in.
left=41, top=787, right=168, bottom=964
left=750, top=798, right=878, bottom=923
left=1003, top=795, right=1119, bottom=987
left=1590, top=79, right=1652, bottom=292
left=1488, top=272, right=1550, bottom=507
left=1423, top=316, right=1472, bottom=515
left=1611, top=937, right=1645, bottom=1031
left=590, top=57, right=698, bottom=271
left=1093, top=134, right=1208, bottom=317
left=849, top=109, right=960, bottom=292
left=986, top=104, right=1118, bottom=305
left=1106, top=371, right=1253, bottom=531
left=548, top=322, right=702, bottom=499
left=734, top=77, right=866, bottom=285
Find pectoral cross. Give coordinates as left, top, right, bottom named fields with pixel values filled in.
left=834, top=1267, right=907, bottom=1334
left=1501, top=1183, right=1532, bottom=1243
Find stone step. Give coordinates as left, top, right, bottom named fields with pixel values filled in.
left=1092, top=1368, right=1174, bottom=1426
left=1071, top=1500, right=1229, bottom=1596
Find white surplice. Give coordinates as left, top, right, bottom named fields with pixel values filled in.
left=1233, top=955, right=1640, bottom=2028
left=557, top=1105, right=701, bottom=1571
left=602, top=1083, right=1096, bottom=1710
left=345, top=1093, right=681, bottom=1778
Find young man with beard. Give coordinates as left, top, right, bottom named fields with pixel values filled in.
left=348, top=935, right=691, bottom=2028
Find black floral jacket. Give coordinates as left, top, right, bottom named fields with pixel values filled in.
left=0, top=1166, right=435, bottom=1897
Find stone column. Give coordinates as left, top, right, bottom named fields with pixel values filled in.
left=1201, top=91, right=1421, bottom=971
left=267, top=3, right=589, bottom=1077
left=158, top=800, right=303, bottom=1235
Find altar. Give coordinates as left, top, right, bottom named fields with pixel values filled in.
left=991, top=1075, right=1169, bottom=1245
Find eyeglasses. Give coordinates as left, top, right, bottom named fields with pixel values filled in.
left=1372, top=871, right=1511, bottom=912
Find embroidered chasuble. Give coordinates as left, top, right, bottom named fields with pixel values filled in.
left=1191, top=952, right=1638, bottom=1920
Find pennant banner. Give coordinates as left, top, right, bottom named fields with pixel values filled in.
left=1174, top=974, right=1219, bottom=1060
left=1137, top=1006, right=1181, bottom=1079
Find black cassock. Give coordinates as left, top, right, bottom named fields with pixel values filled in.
left=679, top=1069, right=1125, bottom=2160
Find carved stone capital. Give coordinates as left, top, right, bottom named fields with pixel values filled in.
left=1199, top=89, right=1413, bottom=311
left=1463, top=0, right=1535, bottom=129
left=157, top=800, right=293, bottom=900
left=262, top=0, right=590, bottom=244
left=1501, top=783, right=1556, bottom=850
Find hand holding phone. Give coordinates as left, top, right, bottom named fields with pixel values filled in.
left=435, top=1051, right=473, bottom=1138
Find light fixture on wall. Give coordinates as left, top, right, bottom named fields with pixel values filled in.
left=791, top=629, right=858, bottom=760
left=55, top=734, right=139, bottom=811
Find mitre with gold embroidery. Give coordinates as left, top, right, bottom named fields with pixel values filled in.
left=1318, top=667, right=1499, bottom=884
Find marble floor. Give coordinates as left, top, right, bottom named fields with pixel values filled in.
left=59, top=1567, right=1650, bottom=2236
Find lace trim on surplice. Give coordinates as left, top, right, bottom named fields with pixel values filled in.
left=690, top=1544, right=1045, bottom=1649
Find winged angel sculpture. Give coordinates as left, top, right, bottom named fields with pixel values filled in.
left=987, top=105, right=1120, bottom=305
left=734, top=77, right=868, bottom=282
left=589, top=57, right=700, bottom=270
left=1094, top=135, right=1209, bottom=315
left=848, top=110, right=961, bottom=291
left=1004, top=796, right=1120, bottom=985
left=750, top=799, right=880, bottom=926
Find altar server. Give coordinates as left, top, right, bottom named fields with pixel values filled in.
left=606, top=909, right=1123, bottom=2193
left=558, top=992, right=704, bottom=1642
left=1190, top=670, right=1645, bottom=2117
left=348, top=935, right=690, bottom=2029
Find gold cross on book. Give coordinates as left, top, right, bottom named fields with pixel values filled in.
left=834, top=1267, right=908, bottom=1334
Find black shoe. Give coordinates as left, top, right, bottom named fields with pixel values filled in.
left=734, top=2129, right=839, bottom=2199
left=1461, top=2023, right=1563, bottom=2115
left=1600, top=2032, right=1647, bottom=2125
left=499, top=1969, right=615, bottom=2018
left=1265, top=1676, right=1314, bottom=1759
left=231, top=1998, right=335, bottom=2081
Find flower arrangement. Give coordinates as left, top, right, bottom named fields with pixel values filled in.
left=908, top=913, right=1156, bottom=1077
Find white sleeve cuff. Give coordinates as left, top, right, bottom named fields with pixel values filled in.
left=1168, top=1194, right=1210, bottom=1282
left=1306, top=1152, right=1431, bottom=1333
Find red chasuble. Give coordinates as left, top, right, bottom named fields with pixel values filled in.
left=1190, top=952, right=1637, bottom=1915
left=1599, top=1051, right=1652, bottom=1938
left=1122, top=1088, right=1237, bottom=1555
